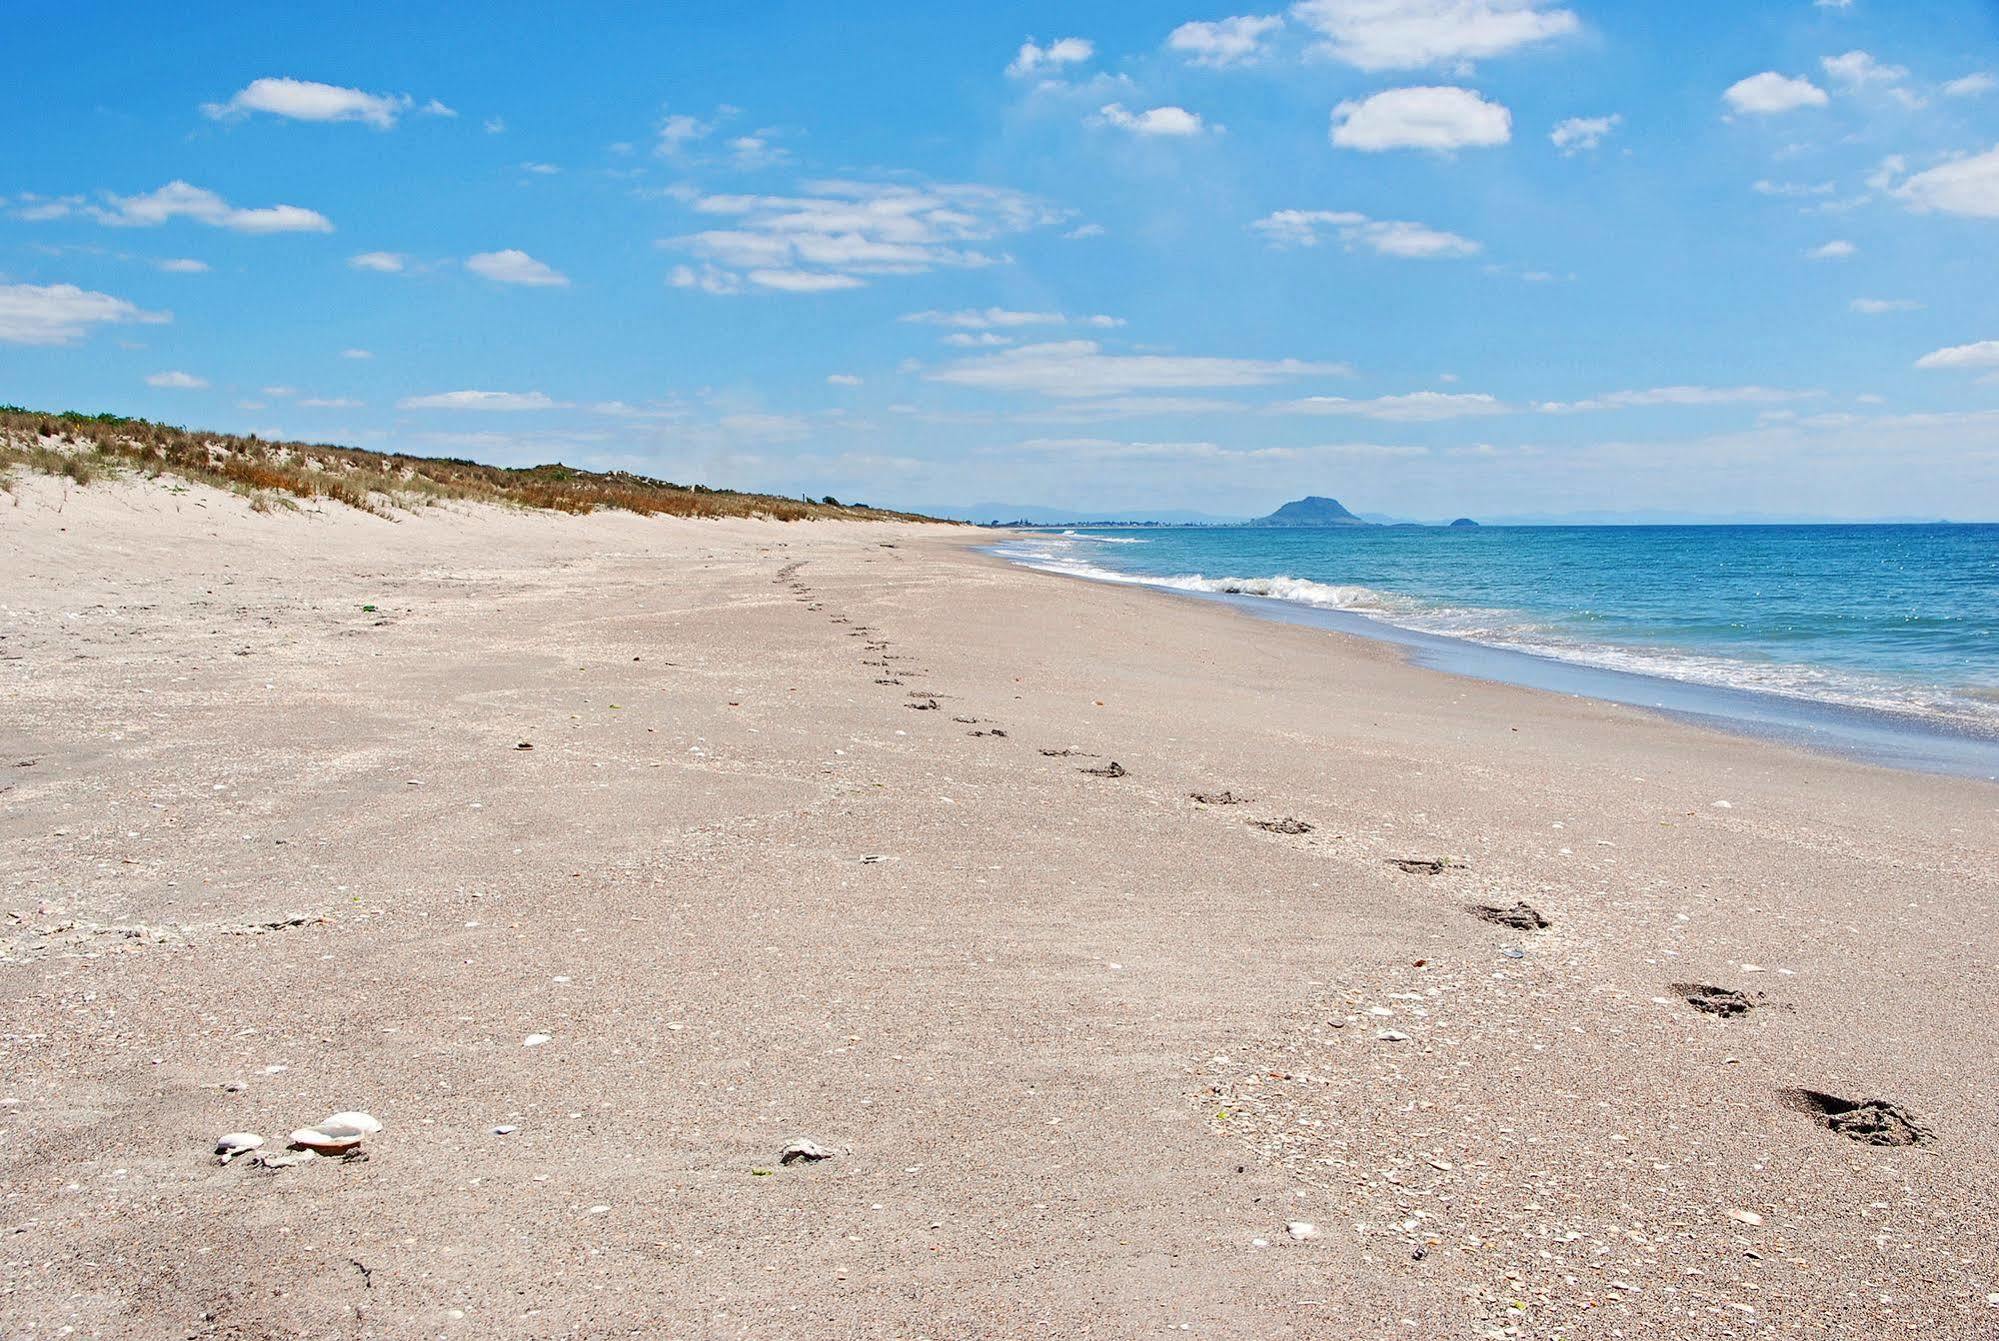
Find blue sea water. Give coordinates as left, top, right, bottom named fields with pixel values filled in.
left=993, top=524, right=1999, bottom=778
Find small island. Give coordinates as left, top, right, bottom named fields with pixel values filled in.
left=1449, top=517, right=1480, bottom=528
left=1253, top=496, right=1374, bottom=527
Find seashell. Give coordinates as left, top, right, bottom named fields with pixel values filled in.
left=215, top=1132, right=265, bottom=1163
left=779, top=1138, right=833, bottom=1165
left=289, top=1125, right=365, bottom=1154
left=255, top=1148, right=318, bottom=1170
left=318, top=1111, right=382, bottom=1135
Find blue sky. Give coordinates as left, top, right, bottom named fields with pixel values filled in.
left=4, top=0, right=1998, bottom=519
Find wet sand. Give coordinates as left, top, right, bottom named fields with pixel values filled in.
left=3, top=474, right=1995, bottom=1339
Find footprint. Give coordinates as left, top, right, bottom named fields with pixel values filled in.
left=907, top=700, right=940, bottom=711
left=969, top=729, right=1008, bottom=738
left=1778, top=1088, right=1933, bottom=1147
left=1080, top=761, right=1128, bottom=778
left=1250, top=818, right=1314, bottom=835
left=1387, top=857, right=1465, bottom=875
left=1191, top=790, right=1249, bottom=805
left=1040, top=748, right=1094, bottom=758
left=1671, top=983, right=1760, bottom=1018
left=1468, top=902, right=1550, bottom=930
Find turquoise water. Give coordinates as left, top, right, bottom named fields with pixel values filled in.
left=994, top=524, right=1999, bottom=751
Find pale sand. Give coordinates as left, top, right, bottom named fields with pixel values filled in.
left=2, top=475, right=1995, bottom=1339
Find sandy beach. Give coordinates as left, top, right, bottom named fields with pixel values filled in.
left=3, top=474, right=1996, bottom=1339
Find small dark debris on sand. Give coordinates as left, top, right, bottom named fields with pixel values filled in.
left=1779, top=1088, right=1934, bottom=1147
left=1387, top=857, right=1465, bottom=875
left=1252, top=817, right=1314, bottom=835
left=970, top=729, right=1008, bottom=738
left=874, top=678, right=904, bottom=686
left=1469, top=901, right=1550, bottom=931
left=1191, top=790, right=1248, bottom=805
left=1672, top=982, right=1759, bottom=1017
left=1040, top=748, right=1093, bottom=758
left=951, top=716, right=979, bottom=724
left=1081, top=761, right=1128, bottom=778
left=515, top=742, right=533, bottom=751
left=907, top=699, right=940, bottom=711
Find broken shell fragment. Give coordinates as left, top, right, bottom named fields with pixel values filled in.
left=318, top=1111, right=382, bottom=1135
left=215, top=1132, right=265, bottom=1163
left=779, top=1138, right=833, bottom=1165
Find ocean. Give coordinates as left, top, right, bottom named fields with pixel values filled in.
left=993, top=524, right=1999, bottom=779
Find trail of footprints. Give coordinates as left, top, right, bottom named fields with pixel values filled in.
left=772, top=556, right=1934, bottom=1151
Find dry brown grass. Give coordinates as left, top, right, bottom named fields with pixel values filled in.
left=0, top=406, right=945, bottom=523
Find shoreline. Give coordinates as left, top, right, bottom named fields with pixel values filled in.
left=982, top=537, right=1999, bottom=783
left=5, top=476, right=1997, bottom=1338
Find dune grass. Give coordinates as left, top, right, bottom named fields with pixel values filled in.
left=0, top=406, right=943, bottom=523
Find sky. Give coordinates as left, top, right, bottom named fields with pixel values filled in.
left=3, top=0, right=1998, bottom=521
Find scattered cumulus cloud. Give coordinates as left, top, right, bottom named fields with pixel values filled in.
left=1806, top=239, right=1856, bottom=260
left=1943, top=72, right=1995, bottom=98
left=1722, top=72, right=1828, bottom=115
left=656, top=112, right=714, bottom=156
left=1850, top=297, right=1922, bottom=314
left=826, top=374, right=862, bottom=386
left=1914, top=341, right=1999, bottom=371
left=1332, top=86, right=1511, bottom=151
left=1251, top=208, right=1480, bottom=257
left=1290, top=0, right=1578, bottom=71
left=668, top=179, right=1064, bottom=295
left=156, top=257, right=208, bottom=273
left=1008, top=36, right=1094, bottom=78
left=1274, top=391, right=1508, bottom=420
left=397, top=389, right=569, bottom=411
left=1166, top=15, right=1285, bottom=66
left=1535, top=385, right=1819, bottom=413
left=298, top=396, right=362, bottom=408
left=0, top=282, right=169, bottom=345
left=1895, top=146, right=1999, bottom=219
left=202, top=77, right=417, bottom=129
left=145, top=370, right=207, bottom=389
left=349, top=251, right=409, bottom=272
left=1098, top=103, right=1212, bottom=136
left=927, top=340, right=1349, bottom=397
left=90, top=181, right=332, bottom=233
left=1821, top=51, right=1907, bottom=86
left=1550, top=114, right=1619, bottom=154
left=340, top=348, right=373, bottom=359
left=466, top=249, right=569, bottom=286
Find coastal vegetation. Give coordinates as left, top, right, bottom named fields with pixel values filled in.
left=0, top=405, right=940, bottom=523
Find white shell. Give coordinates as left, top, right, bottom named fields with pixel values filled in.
left=290, top=1125, right=365, bottom=1153
left=1286, top=1221, right=1319, bottom=1241
left=319, top=1111, right=382, bottom=1134
left=215, top=1132, right=265, bottom=1162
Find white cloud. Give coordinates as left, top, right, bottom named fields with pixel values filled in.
left=202, top=78, right=414, bottom=129
left=669, top=263, right=743, bottom=295
left=340, top=348, right=373, bottom=360
left=1167, top=15, right=1285, bottom=66
left=1536, top=385, right=1819, bottom=413
left=1752, top=178, right=1834, bottom=197
left=1814, top=0, right=1852, bottom=7
left=1099, top=104, right=1211, bottom=136
left=466, top=249, right=569, bottom=286
left=668, top=179, right=1063, bottom=294
left=943, top=332, right=1014, bottom=348
left=1066, top=223, right=1107, bottom=239
left=1850, top=297, right=1922, bottom=314
left=904, top=308, right=1067, bottom=329
left=145, top=370, right=207, bottom=389
left=421, top=99, right=456, bottom=118
left=826, top=374, right=863, bottom=386
left=1821, top=51, right=1907, bottom=86
left=1722, top=72, right=1828, bottom=115
left=928, top=339, right=1349, bottom=397
left=397, top=390, right=569, bottom=411
left=1806, top=239, right=1856, bottom=260
left=298, top=396, right=362, bottom=408
left=657, top=112, right=714, bottom=156
left=1331, top=86, right=1511, bottom=151
left=520, top=161, right=561, bottom=175
left=484, top=116, right=507, bottom=134
left=349, top=250, right=409, bottom=272
left=1944, top=73, right=1996, bottom=98
left=1008, top=36, right=1094, bottom=77
left=1291, top=0, right=1578, bottom=71
left=1251, top=208, right=1480, bottom=257
left=1550, top=114, right=1619, bottom=154
left=1896, top=145, right=1999, bottom=219
left=262, top=386, right=297, bottom=397
left=1914, top=341, right=1999, bottom=371
left=0, top=282, right=170, bottom=345
left=91, top=181, right=333, bottom=233
left=156, top=257, right=209, bottom=273
left=1274, top=391, right=1509, bottom=420
left=747, top=268, right=864, bottom=292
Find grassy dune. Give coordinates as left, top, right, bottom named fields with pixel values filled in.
left=0, top=406, right=942, bottom=523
